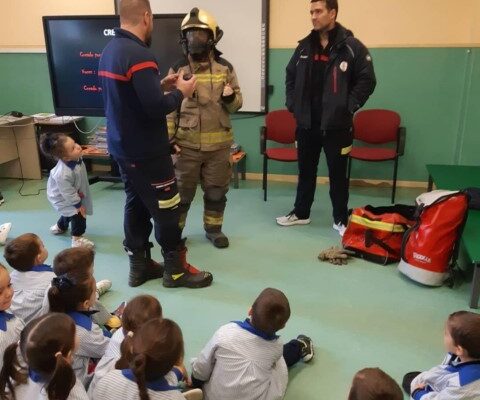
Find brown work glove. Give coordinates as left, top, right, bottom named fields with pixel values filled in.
left=318, top=246, right=355, bottom=265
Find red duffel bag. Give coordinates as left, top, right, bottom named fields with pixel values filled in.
left=342, top=205, right=416, bottom=265
left=398, top=190, right=469, bottom=286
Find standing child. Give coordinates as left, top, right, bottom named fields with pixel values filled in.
left=89, top=294, right=163, bottom=394
left=0, top=313, right=88, bottom=400
left=40, top=133, right=94, bottom=248
left=403, top=311, right=480, bottom=400
left=348, top=368, right=403, bottom=400
left=191, top=288, right=314, bottom=400
left=0, top=263, right=25, bottom=371
left=48, top=269, right=110, bottom=387
left=3, top=233, right=55, bottom=324
left=92, top=318, right=196, bottom=400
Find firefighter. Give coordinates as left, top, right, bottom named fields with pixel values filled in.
left=167, top=8, right=243, bottom=248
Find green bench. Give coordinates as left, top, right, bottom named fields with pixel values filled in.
left=426, top=164, right=480, bottom=309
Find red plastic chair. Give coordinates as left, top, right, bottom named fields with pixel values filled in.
left=260, top=110, right=298, bottom=201
left=348, top=109, right=406, bottom=203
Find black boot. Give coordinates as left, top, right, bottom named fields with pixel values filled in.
left=126, top=244, right=164, bottom=287
left=205, top=230, right=229, bottom=248
left=163, top=243, right=213, bottom=288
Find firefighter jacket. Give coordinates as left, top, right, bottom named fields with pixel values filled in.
left=167, top=53, right=242, bottom=151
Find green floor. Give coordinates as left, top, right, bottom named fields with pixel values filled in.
left=0, top=177, right=475, bottom=399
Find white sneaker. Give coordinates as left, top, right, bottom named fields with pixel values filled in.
left=183, top=389, right=203, bottom=400
left=50, top=224, right=66, bottom=235
left=96, top=280, right=112, bottom=298
left=276, top=211, right=311, bottom=226
left=71, top=236, right=95, bottom=249
left=0, top=223, right=12, bottom=246
left=333, top=222, right=347, bottom=237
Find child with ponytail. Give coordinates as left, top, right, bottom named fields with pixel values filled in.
left=40, top=133, right=94, bottom=249
left=48, top=270, right=110, bottom=387
left=89, top=295, right=162, bottom=394
left=92, top=318, right=201, bottom=400
left=0, top=312, right=88, bottom=400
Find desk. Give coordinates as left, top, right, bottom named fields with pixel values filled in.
left=0, top=116, right=41, bottom=180
left=81, top=145, right=121, bottom=184
left=426, top=164, right=480, bottom=308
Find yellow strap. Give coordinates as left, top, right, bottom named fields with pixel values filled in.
left=350, top=214, right=406, bottom=233
left=158, top=193, right=180, bottom=209
left=204, top=215, right=223, bottom=226
left=341, top=145, right=352, bottom=155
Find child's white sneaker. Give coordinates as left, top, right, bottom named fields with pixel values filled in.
left=71, top=236, right=95, bottom=249
left=50, top=224, right=66, bottom=235
left=184, top=389, right=203, bottom=400
left=96, top=280, right=112, bottom=297
left=0, top=223, right=12, bottom=246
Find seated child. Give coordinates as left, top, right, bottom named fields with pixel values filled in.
left=89, top=294, right=162, bottom=394
left=191, top=287, right=314, bottom=400
left=0, top=223, right=11, bottom=246
left=348, top=368, right=403, bottom=400
left=38, top=247, right=117, bottom=330
left=40, top=132, right=94, bottom=249
left=92, top=318, right=193, bottom=400
left=0, top=312, right=88, bottom=400
left=48, top=269, right=110, bottom=387
left=0, top=263, right=25, bottom=371
left=403, top=311, right=480, bottom=400
left=3, top=233, right=55, bottom=324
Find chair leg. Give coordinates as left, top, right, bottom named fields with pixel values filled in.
left=263, top=156, right=268, bottom=201
left=392, top=157, right=399, bottom=204
left=347, top=157, right=352, bottom=181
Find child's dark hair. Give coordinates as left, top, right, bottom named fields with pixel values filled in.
left=348, top=368, right=403, bottom=400
left=3, top=233, right=41, bottom=272
left=53, top=247, right=95, bottom=276
left=40, top=133, right=69, bottom=160
left=447, top=311, right=480, bottom=359
left=48, top=270, right=95, bottom=313
left=115, top=295, right=163, bottom=369
left=0, top=313, right=77, bottom=400
left=251, top=288, right=291, bottom=335
left=118, top=318, right=184, bottom=400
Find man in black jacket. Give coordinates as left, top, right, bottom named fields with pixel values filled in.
left=276, top=0, right=376, bottom=236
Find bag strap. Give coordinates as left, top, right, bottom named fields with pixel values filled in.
left=364, top=229, right=400, bottom=258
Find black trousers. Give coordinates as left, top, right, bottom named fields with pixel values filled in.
left=283, top=339, right=303, bottom=367
left=294, top=127, right=352, bottom=225
left=116, top=155, right=181, bottom=253
left=57, top=213, right=86, bottom=236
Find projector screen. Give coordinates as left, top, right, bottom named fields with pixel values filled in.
left=115, top=0, right=269, bottom=113
left=43, top=15, right=185, bottom=116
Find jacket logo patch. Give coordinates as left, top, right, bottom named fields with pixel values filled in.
left=366, top=54, right=372, bottom=62
left=340, top=61, right=348, bottom=72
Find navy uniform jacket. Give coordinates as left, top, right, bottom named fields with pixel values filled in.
left=99, top=28, right=184, bottom=161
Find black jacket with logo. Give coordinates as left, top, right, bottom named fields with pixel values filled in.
left=286, top=23, right=376, bottom=130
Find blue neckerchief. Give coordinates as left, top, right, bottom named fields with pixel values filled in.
left=64, top=159, right=82, bottom=170
left=234, top=319, right=279, bottom=341
left=445, top=360, right=480, bottom=386
left=67, top=311, right=111, bottom=338
left=29, top=369, right=46, bottom=383
left=121, top=369, right=179, bottom=391
left=0, top=311, right=15, bottom=332
left=30, top=264, right=53, bottom=273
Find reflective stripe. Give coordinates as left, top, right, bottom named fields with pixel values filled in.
left=204, top=215, right=223, bottom=226
left=158, top=193, right=180, bottom=209
left=350, top=214, right=406, bottom=233
left=341, top=145, right=352, bottom=155
left=171, top=273, right=184, bottom=281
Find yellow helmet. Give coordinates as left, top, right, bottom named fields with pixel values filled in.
left=181, top=7, right=223, bottom=43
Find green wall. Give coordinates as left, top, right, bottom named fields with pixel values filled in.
left=1, top=48, right=478, bottom=182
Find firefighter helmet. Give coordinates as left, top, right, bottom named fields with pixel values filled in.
left=181, top=7, right=223, bottom=43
